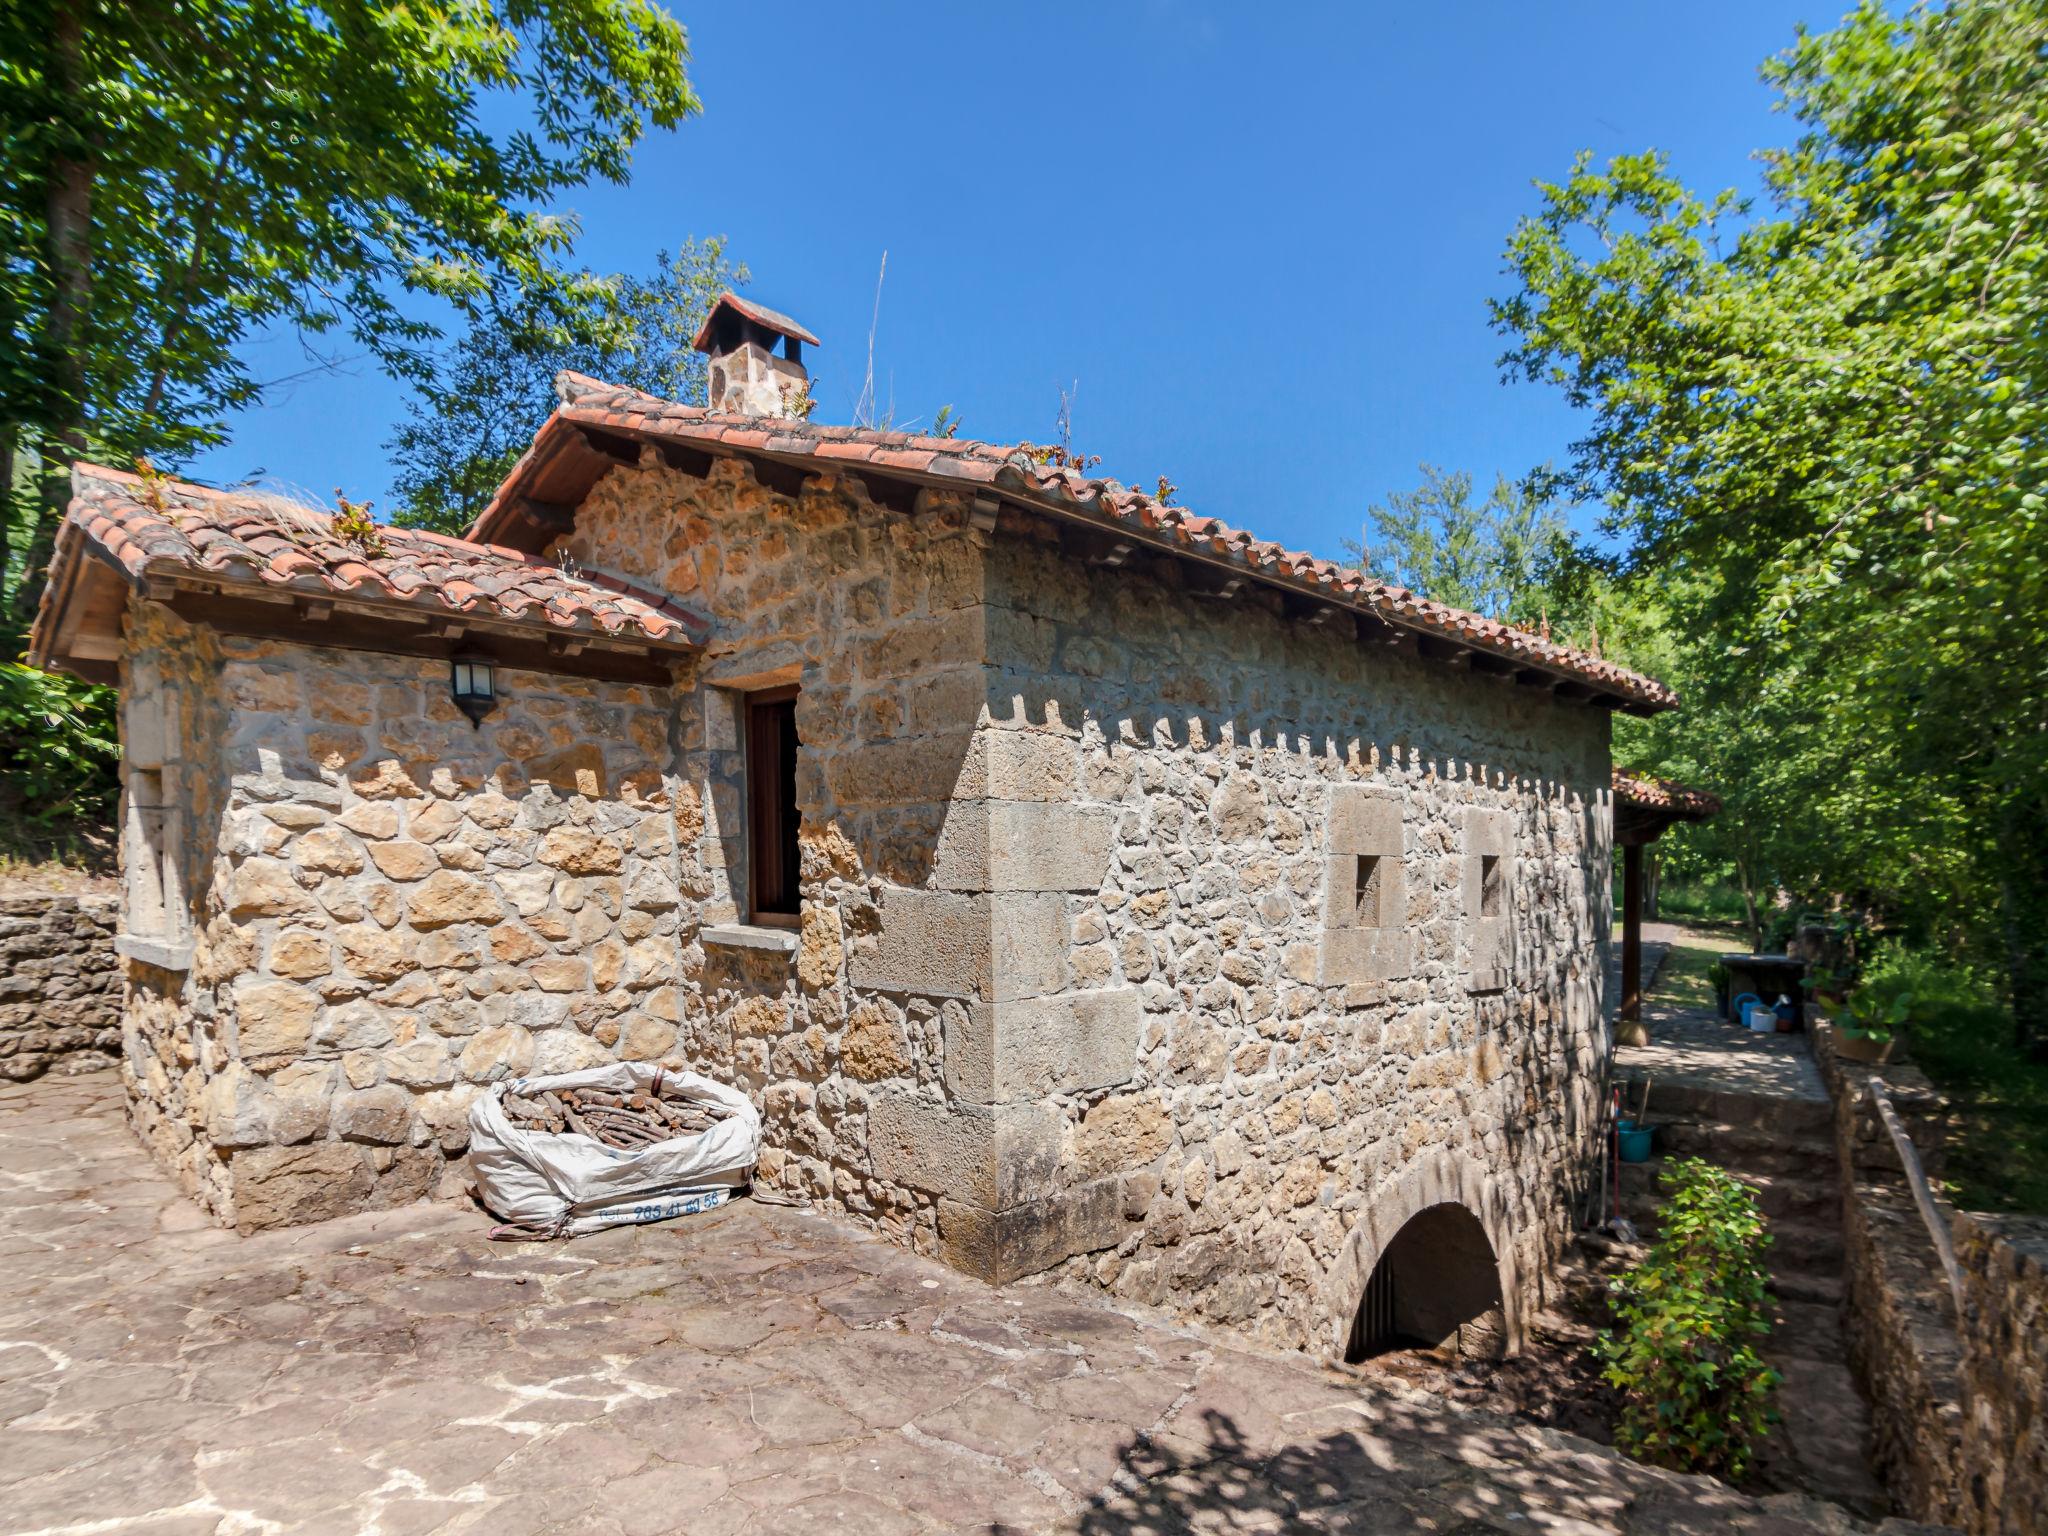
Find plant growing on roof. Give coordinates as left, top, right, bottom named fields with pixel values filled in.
left=1599, top=1157, right=1779, bottom=1478
left=331, top=491, right=384, bottom=558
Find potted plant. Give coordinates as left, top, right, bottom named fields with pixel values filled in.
left=1836, top=986, right=1911, bottom=1065
left=1709, top=962, right=1731, bottom=1020
left=1808, top=965, right=1850, bottom=1011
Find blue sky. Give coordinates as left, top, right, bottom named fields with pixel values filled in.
left=184, top=1, right=1820, bottom=559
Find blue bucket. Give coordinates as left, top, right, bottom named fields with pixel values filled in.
left=1617, top=1125, right=1655, bottom=1163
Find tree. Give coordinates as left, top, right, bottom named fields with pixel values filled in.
left=1493, top=0, right=2048, bottom=1043
left=386, top=238, right=744, bottom=534
left=1347, top=464, right=1575, bottom=629
left=0, top=0, right=700, bottom=628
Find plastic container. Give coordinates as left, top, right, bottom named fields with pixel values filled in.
left=1730, top=992, right=1763, bottom=1024
left=1746, top=1003, right=1779, bottom=1033
left=1617, top=1125, right=1655, bottom=1162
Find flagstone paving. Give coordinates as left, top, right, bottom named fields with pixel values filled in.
left=1, top=1072, right=1947, bottom=1535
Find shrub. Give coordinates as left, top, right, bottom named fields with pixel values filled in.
left=1599, top=1157, right=1779, bottom=1479
left=0, top=663, right=119, bottom=828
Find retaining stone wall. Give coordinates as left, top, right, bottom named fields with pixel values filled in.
left=1953, top=1210, right=2048, bottom=1535
left=0, top=893, right=119, bottom=1079
left=1817, top=1020, right=2048, bottom=1533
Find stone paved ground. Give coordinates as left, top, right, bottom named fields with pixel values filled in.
left=1, top=1073, right=1947, bottom=1536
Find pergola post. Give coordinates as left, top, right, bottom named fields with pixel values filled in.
left=1618, top=841, right=1645, bottom=1047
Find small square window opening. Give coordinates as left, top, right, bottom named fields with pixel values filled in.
left=1479, top=854, right=1503, bottom=918
left=1353, top=854, right=1384, bottom=928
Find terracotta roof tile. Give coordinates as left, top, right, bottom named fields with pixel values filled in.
left=42, top=463, right=707, bottom=653
left=1613, top=770, right=1721, bottom=819
left=469, top=372, right=1678, bottom=710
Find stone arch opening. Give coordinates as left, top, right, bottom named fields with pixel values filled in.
left=1318, top=1149, right=1523, bottom=1362
left=1342, top=1200, right=1506, bottom=1362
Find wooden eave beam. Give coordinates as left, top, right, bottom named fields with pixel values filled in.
left=151, top=582, right=691, bottom=686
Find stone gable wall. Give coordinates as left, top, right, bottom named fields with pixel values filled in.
left=553, top=452, right=993, bottom=1249
left=118, top=598, right=681, bottom=1230
left=0, top=893, right=119, bottom=1079
left=983, top=528, right=1613, bottom=1352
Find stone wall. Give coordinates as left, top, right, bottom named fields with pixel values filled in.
left=552, top=452, right=1613, bottom=1350
left=1813, top=1022, right=1967, bottom=1524
left=556, top=452, right=992, bottom=1251
left=118, top=597, right=682, bottom=1231
left=1953, top=1209, right=2048, bottom=1535
left=984, top=529, right=1612, bottom=1352
left=1813, top=1019, right=2048, bottom=1533
left=0, top=893, right=119, bottom=1079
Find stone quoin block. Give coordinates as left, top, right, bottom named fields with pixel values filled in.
left=865, top=1090, right=1065, bottom=1210
left=943, top=987, right=1145, bottom=1104
left=936, top=1177, right=1125, bottom=1285
left=931, top=801, right=1117, bottom=893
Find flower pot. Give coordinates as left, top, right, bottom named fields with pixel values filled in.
left=1834, top=1029, right=1895, bottom=1065
left=1617, top=1125, right=1655, bottom=1163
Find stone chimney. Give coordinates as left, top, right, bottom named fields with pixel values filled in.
left=692, top=292, right=821, bottom=418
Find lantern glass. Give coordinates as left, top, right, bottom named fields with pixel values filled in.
left=450, top=654, right=496, bottom=726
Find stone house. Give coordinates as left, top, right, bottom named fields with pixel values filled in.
left=28, top=294, right=1677, bottom=1358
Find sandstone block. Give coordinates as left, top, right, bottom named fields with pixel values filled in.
left=989, top=893, right=1066, bottom=1002
left=460, top=1024, right=535, bottom=1083
left=538, top=827, right=623, bottom=876
left=268, top=929, right=332, bottom=979
left=407, top=871, right=503, bottom=929
left=931, top=802, right=1116, bottom=893
left=339, top=925, right=413, bottom=982
left=204, top=1062, right=272, bottom=1149
left=958, top=731, right=1077, bottom=803
left=1076, top=1091, right=1173, bottom=1180
left=227, top=859, right=318, bottom=920
left=944, top=988, right=1143, bottom=1104
left=334, top=1083, right=412, bottom=1144
left=840, top=1001, right=911, bottom=1081
left=797, top=904, right=841, bottom=991
left=936, top=1178, right=1123, bottom=1285
left=850, top=889, right=987, bottom=998
left=530, top=956, right=589, bottom=993
left=1328, top=786, right=1403, bottom=856
left=234, top=979, right=320, bottom=1067
left=367, top=841, right=438, bottom=881
left=385, top=1037, right=455, bottom=1088
left=229, top=1142, right=375, bottom=1231
left=1319, top=927, right=1413, bottom=986
left=866, top=1091, right=1063, bottom=1209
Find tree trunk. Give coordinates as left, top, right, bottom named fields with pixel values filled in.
left=15, top=0, right=94, bottom=627
left=2000, top=807, right=2048, bottom=1059
left=1736, top=851, right=1763, bottom=953
left=0, top=425, right=15, bottom=620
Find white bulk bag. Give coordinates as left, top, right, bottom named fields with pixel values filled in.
left=468, top=1062, right=761, bottom=1239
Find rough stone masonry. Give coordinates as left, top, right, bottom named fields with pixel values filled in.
left=27, top=322, right=1663, bottom=1360
left=0, top=892, right=120, bottom=1080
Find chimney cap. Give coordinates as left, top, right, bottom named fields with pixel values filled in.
left=692, top=291, right=821, bottom=354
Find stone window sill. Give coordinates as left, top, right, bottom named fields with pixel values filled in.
left=1466, top=968, right=1507, bottom=995
left=117, top=933, right=193, bottom=971
left=703, top=924, right=798, bottom=957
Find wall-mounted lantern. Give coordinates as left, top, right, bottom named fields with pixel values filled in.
left=450, top=652, right=497, bottom=728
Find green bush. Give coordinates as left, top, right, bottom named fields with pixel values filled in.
left=0, top=663, right=119, bottom=828
left=1599, top=1158, right=1779, bottom=1479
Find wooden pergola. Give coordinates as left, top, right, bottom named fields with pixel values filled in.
left=1613, top=770, right=1721, bottom=1047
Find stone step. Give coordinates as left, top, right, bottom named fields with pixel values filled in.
left=1645, top=1119, right=1834, bottom=1173
left=1618, top=1078, right=1834, bottom=1140
left=1618, top=1160, right=1839, bottom=1226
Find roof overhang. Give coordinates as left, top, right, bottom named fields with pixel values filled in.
left=473, top=399, right=1679, bottom=717
left=31, top=519, right=704, bottom=690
